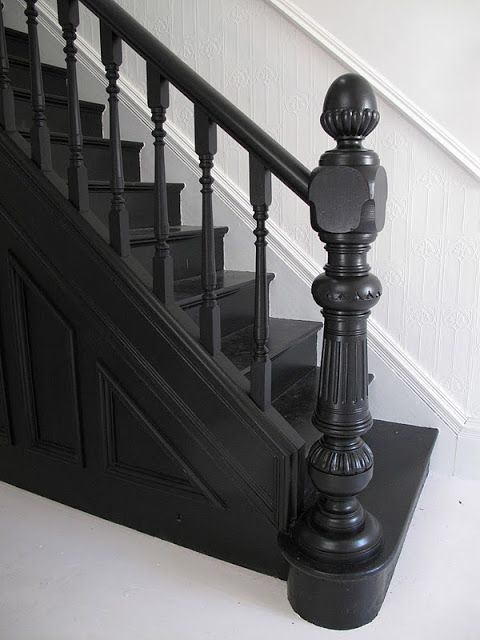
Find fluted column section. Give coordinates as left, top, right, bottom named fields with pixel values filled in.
left=302, top=232, right=382, bottom=559
left=25, top=0, right=52, bottom=171
left=58, top=0, right=89, bottom=212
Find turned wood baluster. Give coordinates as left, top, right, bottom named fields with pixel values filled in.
left=249, top=155, right=272, bottom=410
left=57, top=0, right=89, bottom=212
left=0, top=2, right=16, bottom=133
left=25, top=0, right=52, bottom=171
left=194, top=105, right=221, bottom=355
left=291, top=74, right=388, bottom=564
left=100, top=23, right=130, bottom=257
left=146, top=63, right=174, bottom=304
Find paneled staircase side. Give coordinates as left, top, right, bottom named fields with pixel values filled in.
left=0, top=128, right=305, bottom=578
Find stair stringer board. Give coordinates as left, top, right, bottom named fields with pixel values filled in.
left=0, top=129, right=305, bottom=577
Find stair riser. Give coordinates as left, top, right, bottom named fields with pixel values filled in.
left=182, top=281, right=262, bottom=336
left=5, top=30, right=29, bottom=59
left=55, top=141, right=140, bottom=182
left=132, top=231, right=225, bottom=281
left=21, top=134, right=142, bottom=182
left=9, top=59, right=68, bottom=97
left=252, top=333, right=318, bottom=400
left=14, top=92, right=103, bottom=138
left=90, top=187, right=182, bottom=228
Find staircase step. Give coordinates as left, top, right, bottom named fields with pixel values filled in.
left=14, top=87, right=104, bottom=137
left=222, top=318, right=321, bottom=399
left=273, top=367, right=319, bottom=448
left=20, top=131, right=142, bottom=181
left=8, top=54, right=68, bottom=96
left=4, top=28, right=29, bottom=59
left=89, top=181, right=183, bottom=228
left=274, top=367, right=377, bottom=447
left=176, top=270, right=274, bottom=336
left=131, top=225, right=228, bottom=281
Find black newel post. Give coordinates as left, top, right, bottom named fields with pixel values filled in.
left=280, top=73, right=388, bottom=630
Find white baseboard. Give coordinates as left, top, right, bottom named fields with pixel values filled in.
left=31, top=0, right=480, bottom=476
left=265, top=0, right=480, bottom=181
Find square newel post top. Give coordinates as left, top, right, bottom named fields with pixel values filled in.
left=308, top=73, right=388, bottom=236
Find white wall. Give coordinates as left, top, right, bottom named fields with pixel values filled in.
left=291, top=0, right=480, bottom=160
left=8, top=0, right=480, bottom=476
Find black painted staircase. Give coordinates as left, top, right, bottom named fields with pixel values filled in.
left=6, top=26, right=322, bottom=377
left=0, top=7, right=437, bottom=631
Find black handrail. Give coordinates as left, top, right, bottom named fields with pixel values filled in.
left=80, top=0, right=310, bottom=202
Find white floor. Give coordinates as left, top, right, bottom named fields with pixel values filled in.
left=0, top=472, right=477, bottom=640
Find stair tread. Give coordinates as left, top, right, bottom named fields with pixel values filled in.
left=89, top=180, right=184, bottom=191
left=5, top=27, right=28, bottom=40
left=131, top=225, right=229, bottom=243
left=222, top=318, right=321, bottom=374
left=8, top=54, right=66, bottom=77
left=175, top=270, right=272, bottom=305
left=20, top=130, right=143, bottom=149
left=12, top=86, right=105, bottom=112
left=273, top=367, right=319, bottom=445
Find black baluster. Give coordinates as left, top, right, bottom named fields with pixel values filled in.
left=100, top=23, right=129, bottom=257
left=280, top=74, right=388, bottom=626
left=249, top=155, right=272, bottom=409
left=147, top=63, right=173, bottom=304
left=194, top=105, right=221, bottom=355
left=25, top=0, right=52, bottom=171
left=58, top=0, right=89, bottom=212
left=0, top=2, right=16, bottom=133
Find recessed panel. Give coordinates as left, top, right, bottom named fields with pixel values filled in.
left=99, top=365, right=218, bottom=503
left=0, top=347, right=10, bottom=446
left=10, top=257, right=82, bottom=462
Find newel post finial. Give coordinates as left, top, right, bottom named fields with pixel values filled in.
left=279, top=73, right=388, bottom=630
left=320, top=72, right=379, bottom=150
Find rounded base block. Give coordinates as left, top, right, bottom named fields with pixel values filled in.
left=279, top=420, right=439, bottom=629
left=294, top=509, right=383, bottom=562
left=279, top=533, right=387, bottom=630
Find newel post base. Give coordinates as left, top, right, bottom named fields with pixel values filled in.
left=280, top=531, right=386, bottom=629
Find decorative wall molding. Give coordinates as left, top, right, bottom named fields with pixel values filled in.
left=30, top=0, right=479, bottom=458
left=8, top=252, right=84, bottom=464
left=98, top=362, right=223, bottom=506
left=0, top=338, right=12, bottom=446
left=265, top=0, right=480, bottom=181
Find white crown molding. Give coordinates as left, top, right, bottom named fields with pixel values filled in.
left=265, top=0, right=480, bottom=181
left=32, top=0, right=479, bottom=442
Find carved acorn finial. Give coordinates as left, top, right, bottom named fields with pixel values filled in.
left=321, top=73, right=379, bottom=148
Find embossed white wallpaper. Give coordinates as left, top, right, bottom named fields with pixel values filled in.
left=35, top=0, right=480, bottom=471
